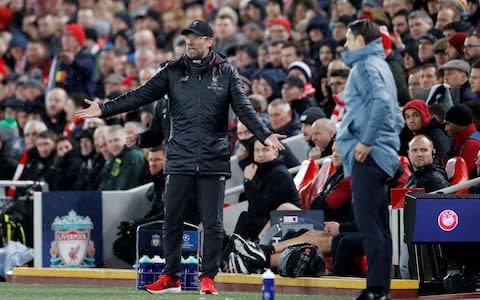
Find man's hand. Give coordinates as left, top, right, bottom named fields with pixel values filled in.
left=324, top=221, right=340, bottom=237
left=75, top=99, right=102, bottom=118
left=354, top=142, right=372, bottom=163
left=125, top=135, right=138, bottom=147
left=308, top=146, right=322, bottom=160
left=264, top=133, right=286, bottom=151
left=243, top=163, right=258, bottom=180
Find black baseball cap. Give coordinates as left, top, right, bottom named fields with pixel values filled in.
left=181, top=20, right=214, bottom=38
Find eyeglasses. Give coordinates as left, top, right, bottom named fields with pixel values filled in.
left=464, top=44, right=480, bottom=48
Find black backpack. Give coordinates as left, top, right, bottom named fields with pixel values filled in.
left=278, top=243, right=325, bottom=277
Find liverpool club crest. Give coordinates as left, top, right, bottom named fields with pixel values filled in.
left=50, top=210, right=96, bottom=267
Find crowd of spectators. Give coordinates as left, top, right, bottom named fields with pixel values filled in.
left=1, top=0, right=480, bottom=282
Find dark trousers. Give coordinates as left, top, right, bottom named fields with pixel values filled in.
left=163, top=174, right=225, bottom=279
left=331, top=232, right=365, bottom=276
left=351, top=157, right=392, bottom=292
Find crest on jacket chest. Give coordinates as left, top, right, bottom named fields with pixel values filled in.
left=207, top=74, right=224, bottom=91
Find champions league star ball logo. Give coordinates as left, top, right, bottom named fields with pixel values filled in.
left=437, top=209, right=458, bottom=232
left=49, top=210, right=96, bottom=267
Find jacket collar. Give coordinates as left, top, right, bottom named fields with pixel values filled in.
left=341, top=38, right=384, bottom=67
left=452, top=123, right=478, bottom=148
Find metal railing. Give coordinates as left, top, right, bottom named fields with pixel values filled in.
left=0, top=180, right=49, bottom=199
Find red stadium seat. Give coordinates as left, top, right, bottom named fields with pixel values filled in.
left=445, top=156, right=469, bottom=194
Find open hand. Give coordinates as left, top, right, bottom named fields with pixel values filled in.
left=264, top=133, right=286, bottom=151
left=75, top=99, right=102, bottom=119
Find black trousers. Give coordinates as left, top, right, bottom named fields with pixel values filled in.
left=331, top=232, right=365, bottom=276
left=163, top=174, right=225, bottom=279
left=351, top=157, right=392, bottom=292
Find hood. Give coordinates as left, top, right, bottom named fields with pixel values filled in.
left=341, top=38, right=385, bottom=67
left=403, top=99, right=431, bottom=128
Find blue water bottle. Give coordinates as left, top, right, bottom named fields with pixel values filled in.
left=185, top=255, right=199, bottom=290
left=262, top=268, right=275, bottom=300
left=179, top=257, right=187, bottom=289
left=137, top=255, right=153, bottom=290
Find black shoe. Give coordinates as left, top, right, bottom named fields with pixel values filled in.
left=354, top=289, right=391, bottom=300
left=231, top=234, right=266, bottom=266
left=226, top=252, right=260, bottom=274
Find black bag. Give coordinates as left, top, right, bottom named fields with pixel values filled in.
left=113, top=220, right=137, bottom=265
left=278, top=243, right=325, bottom=277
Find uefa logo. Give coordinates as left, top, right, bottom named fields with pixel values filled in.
left=437, top=209, right=458, bottom=232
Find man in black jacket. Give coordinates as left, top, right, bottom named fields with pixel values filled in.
left=76, top=20, right=284, bottom=295
left=405, top=134, right=449, bottom=192
left=401, top=134, right=449, bottom=280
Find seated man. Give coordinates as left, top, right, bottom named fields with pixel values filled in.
left=308, top=118, right=336, bottom=160
left=233, top=139, right=302, bottom=241
left=400, top=134, right=450, bottom=279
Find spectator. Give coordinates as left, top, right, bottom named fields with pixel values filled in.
left=73, top=128, right=103, bottom=190
left=464, top=32, right=480, bottom=64
left=444, top=104, right=480, bottom=174
left=267, top=99, right=301, bottom=137
left=439, top=59, right=475, bottom=104
left=254, top=68, right=287, bottom=102
left=213, top=7, right=246, bottom=56
left=56, top=23, right=96, bottom=97
left=100, top=125, right=145, bottom=190
left=400, top=135, right=449, bottom=280
left=43, top=88, right=68, bottom=134
left=399, top=99, right=452, bottom=164
left=405, top=135, right=450, bottom=191
left=432, top=38, right=449, bottom=66
left=328, top=69, right=349, bottom=125
left=408, top=10, right=433, bottom=41
left=233, top=139, right=301, bottom=241
left=280, top=76, right=314, bottom=117
left=18, top=130, right=57, bottom=188
left=446, top=31, right=468, bottom=60
left=23, top=120, right=48, bottom=151
left=0, top=117, right=18, bottom=179
left=435, top=8, right=459, bottom=30
left=281, top=42, right=306, bottom=71
left=471, top=60, right=480, bottom=101
left=309, top=118, right=336, bottom=160
left=300, top=106, right=326, bottom=149
left=53, top=135, right=82, bottom=190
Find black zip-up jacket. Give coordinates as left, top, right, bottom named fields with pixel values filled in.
left=405, top=163, right=449, bottom=193
left=101, top=51, right=271, bottom=176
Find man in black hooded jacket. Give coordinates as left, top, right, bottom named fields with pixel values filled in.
left=76, top=20, right=284, bottom=295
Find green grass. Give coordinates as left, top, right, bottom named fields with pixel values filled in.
left=0, top=283, right=351, bottom=300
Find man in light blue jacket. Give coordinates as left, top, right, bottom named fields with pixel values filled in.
left=336, top=20, right=404, bottom=300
